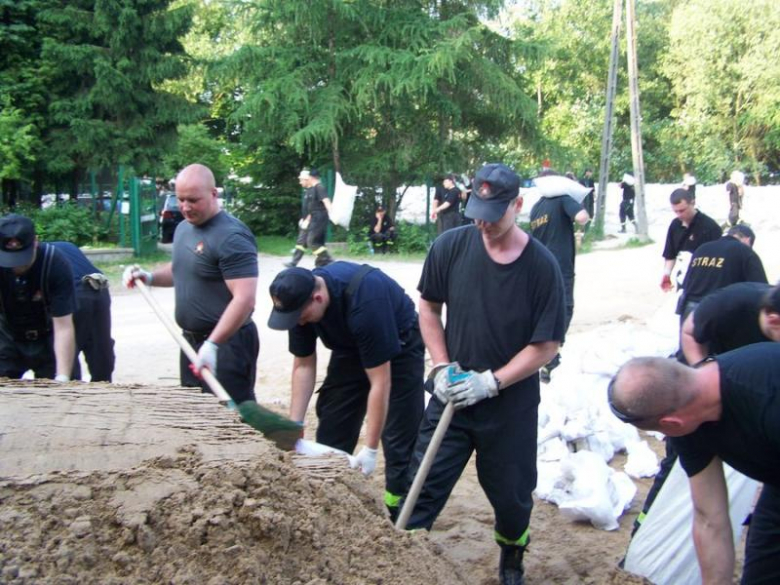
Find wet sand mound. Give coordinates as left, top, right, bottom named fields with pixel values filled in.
left=0, top=380, right=467, bottom=584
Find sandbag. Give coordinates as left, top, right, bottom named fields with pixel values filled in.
left=330, top=172, right=358, bottom=228
left=623, top=460, right=760, bottom=584
left=532, top=175, right=592, bottom=204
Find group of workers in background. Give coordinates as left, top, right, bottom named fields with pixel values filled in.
left=1, top=160, right=777, bottom=585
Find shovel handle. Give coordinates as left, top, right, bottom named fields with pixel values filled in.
left=135, top=280, right=232, bottom=403
left=395, top=401, right=455, bottom=530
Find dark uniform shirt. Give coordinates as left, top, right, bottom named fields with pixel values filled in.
left=529, top=195, right=584, bottom=278
left=289, top=262, right=417, bottom=369
left=306, top=183, right=329, bottom=216
left=418, top=226, right=566, bottom=411
left=692, top=282, right=772, bottom=355
left=662, top=210, right=722, bottom=260
left=674, top=343, right=780, bottom=485
left=172, top=211, right=258, bottom=333
left=0, top=243, right=76, bottom=336
left=434, top=186, right=461, bottom=216
left=50, top=242, right=102, bottom=282
left=678, top=236, right=767, bottom=308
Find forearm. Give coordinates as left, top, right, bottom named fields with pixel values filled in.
left=494, top=341, right=560, bottom=389
left=365, top=375, right=391, bottom=449
left=693, top=512, right=734, bottom=584
left=150, top=263, right=174, bottom=287
left=290, top=355, right=317, bottom=423
left=419, top=300, right=449, bottom=365
left=663, top=259, right=675, bottom=277
left=323, top=198, right=333, bottom=215
left=435, top=201, right=451, bottom=214
left=52, top=315, right=76, bottom=379
left=681, top=323, right=708, bottom=365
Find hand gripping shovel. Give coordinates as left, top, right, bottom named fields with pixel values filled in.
left=134, top=280, right=304, bottom=451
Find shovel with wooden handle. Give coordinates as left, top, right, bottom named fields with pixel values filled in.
left=134, top=279, right=304, bottom=451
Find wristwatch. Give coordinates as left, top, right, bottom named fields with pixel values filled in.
left=492, top=372, right=502, bottom=392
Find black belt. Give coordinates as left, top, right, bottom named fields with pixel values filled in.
left=182, top=329, right=214, bottom=343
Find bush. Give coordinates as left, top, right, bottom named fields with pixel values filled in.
left=13, top=203, right=109, bottom=245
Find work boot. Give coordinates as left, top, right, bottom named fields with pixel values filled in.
left=284, top=248, right=304, bottom=268
left=620, top=224, right=626, bottom=233
left=499, top=545, right=526, bottom=585
left=314, top=249, right=333, bottom=267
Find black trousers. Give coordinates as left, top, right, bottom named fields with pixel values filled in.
left=315, top=326, right=424, bottom=501
left=743, top=483, right=780, bottom=584
left=620, top=200, right=635, bottom=223
left=405, top=388, right=538, bottom=543
left=437, top=211, right=461, bottom=235
left=179, top=321, right=259, bottom=404
left=71, top=283, right=115, bottom=382
left=0, top=318, right=55, bottom=379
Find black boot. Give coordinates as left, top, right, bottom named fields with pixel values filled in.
left=314, top=249, right=333, bottom=267
left=284, top=248, right=304, bottom=268
left=620, top=224, right=626, bottom=233
left=499, top=545, right=526, bottom=585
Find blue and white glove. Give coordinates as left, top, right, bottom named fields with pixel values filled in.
left=446, top=370, right=499, bottom=410
left=122, top=264, right=153, bottom=289
left=195, top=340, right=219, bottom=377
left=431, top=363, right=462, bottom=404
left=350, top=446, right=378, bottom=476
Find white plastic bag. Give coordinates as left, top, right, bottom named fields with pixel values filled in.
left=624, top=460, right=760, bottom=584
left=532, top=175, right=592, bottom=204
left=330, top=172, right=357, bottom=228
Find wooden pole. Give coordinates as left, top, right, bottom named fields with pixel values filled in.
left=625, top=0, right=648, bottom=239
left=595, top=0, right=622, bottom=233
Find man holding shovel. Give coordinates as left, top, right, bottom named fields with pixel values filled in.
left=406, top=163, right=566, bottom=585
left=267, top=262, right=424, bottom=522
left=123, top=164, right=260, bottom=405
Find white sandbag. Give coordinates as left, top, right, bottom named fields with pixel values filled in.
left=624, top=460, right=760, bottom=585
left=624, top=440, right=660, bottom=478
left=330, top=172, right=357, bottom=228
left=622, top=173, right=636, bottom=186
left=538, top=436, right=569, bottom=463
left=532, top=175, right=591, bottom=204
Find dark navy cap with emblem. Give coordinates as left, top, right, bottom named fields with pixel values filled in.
left=268, top=267, right=316, bottom=330
left=465, top=163, right=521, bottom=223
left=0, top=213, right=36, bottom=268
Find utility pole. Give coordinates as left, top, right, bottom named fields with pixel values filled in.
left=625, top=0, right=648, bottom=240
left=595, top=0, right=622, bottom=234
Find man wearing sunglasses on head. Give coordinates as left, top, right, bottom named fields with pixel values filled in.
left=609, top=344, right=780, bottom=585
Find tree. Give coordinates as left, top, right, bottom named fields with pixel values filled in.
left=213, top=0, right=539, bottom=222
left=662, top=0, right=780, bottom=182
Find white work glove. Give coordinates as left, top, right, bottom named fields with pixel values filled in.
left=54, top=374, right=70, bottom=383
left=429, top=362, right=460, bottom=404
left=350, top=446, right=378, bottom=476
left=298, top=218, right=310, bottom=230
left=194, top=340, right=219, bottom=377
left=122, top=264, right=153, bottom=289
left=446, top=369, right=499, bottom=410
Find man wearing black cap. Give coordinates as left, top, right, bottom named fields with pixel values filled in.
left=407, top=163, right=566, bottom=585
left=284, top=168, right=334, bottom=268
left=0, top=214, right=77, bottom=381
left=267, top=262, right=424, bottom=520
left=660, top=188, right=722, bottom=292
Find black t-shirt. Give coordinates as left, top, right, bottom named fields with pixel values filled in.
left=288, top=262, right=417, bottom=369
left=726, top=182, right=740, bottom=206
left=0, top=243, right=76, bottom=333
left=620, top=182, right=635, bottom=202
left=673, top=343, right=780, bottom=485
left=529, top=195, right=584, bottom=277
left=679, top=236, right=767, bottom=307
left=692, top=282, right=771, bottom=354
left=305, top=183, right=329, bottom=216
left=662, top=210, right=722, bottom=260
left=418, top=226, right=566, bottom=410
left=435, top=186, right=461, bottom=216
left=50, top=241, right=102, bottom=283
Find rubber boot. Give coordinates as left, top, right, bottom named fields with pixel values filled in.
left=314, top=248, right=333, bottom=267
left=284, top=248, right=304, bottom=268
left=499, top=545, right=526, bottom=585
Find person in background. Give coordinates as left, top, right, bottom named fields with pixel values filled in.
left=0, top=214, right=76, bottom=382
left=50, top=241, right=115, bottom=382
left=368, top=205, right=396, bottom=254
left=285, top=168, right=334, bottom=268
left=123, top=164, right=260, bottom=406
left=431, top=174, right=463, bottom=235
left=579, top=169, right=596, bottom=223
left=726, top=170, right=745, bottom=227
left=619, top=173, right=636, bottom=234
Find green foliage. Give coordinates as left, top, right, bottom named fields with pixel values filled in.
left=0, top=94, right=37, bottom=180
left=15, top=203, right=110, bottom=245
left=163, top=123, right=228, bottom=184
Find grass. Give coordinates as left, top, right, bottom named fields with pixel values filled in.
left=257, top=235, right=297, bottom=256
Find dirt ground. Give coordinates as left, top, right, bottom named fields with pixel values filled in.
left=2, top=184, right=778, bottom=584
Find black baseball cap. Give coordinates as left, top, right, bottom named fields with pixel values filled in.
left=0, top=214, right=36, bottom=268
left=268, top=267, right=316, bottom=330
left=465, top=163, right=521, bottom=222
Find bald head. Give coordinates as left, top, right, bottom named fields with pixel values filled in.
left=609, top=357, right=697, bottom=429
left=175, top=164, right=219, bottom=226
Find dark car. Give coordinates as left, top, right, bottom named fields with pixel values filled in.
left=159, top=194, right=184, bottom=243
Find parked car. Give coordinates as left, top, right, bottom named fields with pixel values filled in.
left=159, top=194, right=184, bottom=243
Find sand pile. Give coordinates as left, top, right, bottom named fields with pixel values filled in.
left=0, top=380, right=467, bottom=585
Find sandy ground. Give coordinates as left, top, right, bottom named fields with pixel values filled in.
left=2, top=183, right=779, bottom=584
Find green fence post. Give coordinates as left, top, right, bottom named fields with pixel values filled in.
left=130, top=176, right=141, bottom=256
left=425, top=179, right=433, bottom=245
left=325, top=168, right=334, bottom=242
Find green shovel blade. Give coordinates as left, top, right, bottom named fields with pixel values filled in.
left=237, top=401, right=303, bottom=451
